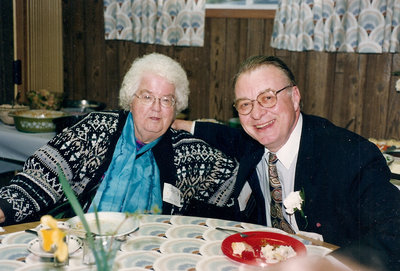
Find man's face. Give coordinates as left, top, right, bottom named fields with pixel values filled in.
left=130, top=73, right=176, bottom=143
left=235, top=65, right=301, bottom=152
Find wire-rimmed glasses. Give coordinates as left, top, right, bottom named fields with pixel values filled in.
left=233, top=85, right=293, bottom=115
left=134, top=91, right=176, bottom=108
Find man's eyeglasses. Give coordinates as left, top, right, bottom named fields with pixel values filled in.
left=134, top=92, right=176, bottom=108
left=233, top=85, right=293, bottom=115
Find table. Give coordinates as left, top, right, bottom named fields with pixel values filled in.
left=0, top=214, right=338, bottom=271
left=0, top=123, right=54, bottom=173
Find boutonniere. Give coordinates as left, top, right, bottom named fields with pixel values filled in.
left=283, top=188, right=308, bottom=228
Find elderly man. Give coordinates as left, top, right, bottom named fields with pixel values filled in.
left=173, top=55, right=400, bottom=270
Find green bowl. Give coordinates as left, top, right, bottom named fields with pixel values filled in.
left=9, top=109, right=66, bottom=133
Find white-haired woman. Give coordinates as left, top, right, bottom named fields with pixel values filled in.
left=0, top=53, right=238, bottom=225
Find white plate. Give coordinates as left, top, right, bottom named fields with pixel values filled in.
left=34, top=221, right=70, bottom=232
left=202, top=227, right=247, bottom=241
left=13, top=262, right=64, bottom=271
left=305, top=245, right=333, bottom=256
left=159, top=238, right=205, bottom=254
left=0, top=244, right=29, bottom=261
left=67, top=266, right=97, bottom=271
left=199, top=240, right=223, bottom=257
left=196, top=255, right=242, bottom=271
left=27, top=235, right=82, bottom=258
left=169, top=216, right=207, bottom=226
left=165, top=225, right=207, bottom=239
left=153, top=253, right=202, bottom=271
left=67, top=212, right=140, bottom=237
left=130, top=223, right=171, bottom=238
left=244, top=226, right=289, bottom=235
left=121, top=236, right=167, bottom=252
left=205, top=218, right=242, bottom=228
left=2, top=231, right=37, bottom=245
left=384, top=153, right=394, bottom=165
left=139, top=214, right=171, bottom=224
left=0, top=260, right=26, bottom=271
left=115, top=251, right=162, bottom=269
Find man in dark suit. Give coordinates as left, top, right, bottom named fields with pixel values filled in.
left=173, top=55, right=400, bottom=270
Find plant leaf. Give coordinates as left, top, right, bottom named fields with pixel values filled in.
left=58, top=168, right=101, bottom=266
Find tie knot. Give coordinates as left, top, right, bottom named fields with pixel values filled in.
left=269, top=153, right=278, bottom=164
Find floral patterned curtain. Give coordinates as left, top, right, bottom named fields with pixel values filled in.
left=104, top=0, right=205, bottom=46
left=271, top=0, right=400, bottom=53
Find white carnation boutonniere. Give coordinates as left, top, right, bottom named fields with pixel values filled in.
left=283, top=188, right=308, bottom=228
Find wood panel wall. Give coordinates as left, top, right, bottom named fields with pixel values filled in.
left=61, top=1, right=400, bottom=140
left=0, top=0, right=14, bottom=104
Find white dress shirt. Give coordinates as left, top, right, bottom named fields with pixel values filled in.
left=256, top=114, right=303, bottom=231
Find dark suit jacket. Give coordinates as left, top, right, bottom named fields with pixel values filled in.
left=194, top=113, right=400, bottom=270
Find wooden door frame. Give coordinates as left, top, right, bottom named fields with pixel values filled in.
left=13, top=0, right=28, bottom=104
left=0, top=0, right=14, bottom=104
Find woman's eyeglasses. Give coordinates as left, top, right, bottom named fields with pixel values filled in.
left=135, top=92, right=176, bottom=108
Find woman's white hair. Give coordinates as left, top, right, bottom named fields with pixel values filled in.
left=119, top=53, right=189, bottom=113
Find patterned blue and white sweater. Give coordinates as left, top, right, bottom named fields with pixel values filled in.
left=0, top=111, right=238, bottom=225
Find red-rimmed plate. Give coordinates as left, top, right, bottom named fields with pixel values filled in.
left=221, top=231, right=306, bottom=266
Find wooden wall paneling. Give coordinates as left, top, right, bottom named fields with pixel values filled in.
left=384, top=53, right=400, bottom=139
left=262, top=18, right=275, bottom=57
left=209, top=18, right=228, bottom=121
left=274, top=49, right=291, bottom=68
left=353, top=54, right=368, bottom=136
left=246, top=19, right=266, bottom=56
left=300, top=52, right=333, bottom=118
left=224, top=18, right=242, bottom=119
left=82, top=0, right=107, bottom=104
left=113, top=41, right=144, bottom=110
left=173, top=21, right=211, bottom=120
left=286, top=52, right=307, bottom=100
left=238, top=19, right=249, bottom=63
left=360, top=54, right=392, bottom=138
left=180, top=46, right=210, bottom=120
left=13, top=0, right=28, bottom=104
left=330, top=53, right=360, bottom=130
left=104, top=41, right=121, bottom=110
left=0, top=0, right=14, bottom=104
left=62, top=0, right=86, bottom=101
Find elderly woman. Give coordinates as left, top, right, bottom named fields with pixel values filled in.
left=0, top=53, right=238, bottom=225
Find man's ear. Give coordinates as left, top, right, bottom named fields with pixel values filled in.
left=291, top=86, right=301, bottom=111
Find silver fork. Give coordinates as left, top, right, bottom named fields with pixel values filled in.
left=215, top=227, right=249, bottom=238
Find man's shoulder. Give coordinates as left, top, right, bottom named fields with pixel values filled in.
left=301, top=113, right=378, bottom=155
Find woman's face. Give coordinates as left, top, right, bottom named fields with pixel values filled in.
left=130, top=73, right=176, bottom=143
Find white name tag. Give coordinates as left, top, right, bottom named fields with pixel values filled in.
left=163, top=183, right=183, bottom=207
left=238, top=182, right=252, bottom=211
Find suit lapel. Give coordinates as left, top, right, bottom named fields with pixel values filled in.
left=294, top=114, right=317, bottom=230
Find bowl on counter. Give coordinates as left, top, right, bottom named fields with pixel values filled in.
left=62, top=100, right=106, bottom=113
left=9, top=109, right=66, bottom=133
left=0, top=104, right=30, bottom=125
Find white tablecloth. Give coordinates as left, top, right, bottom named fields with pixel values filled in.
left=0, top=214, right=332, bottom=271
left=0, top=123, right=54, bottom=173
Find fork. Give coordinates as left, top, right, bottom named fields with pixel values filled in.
left=215, top=227, right=249, bottom=238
